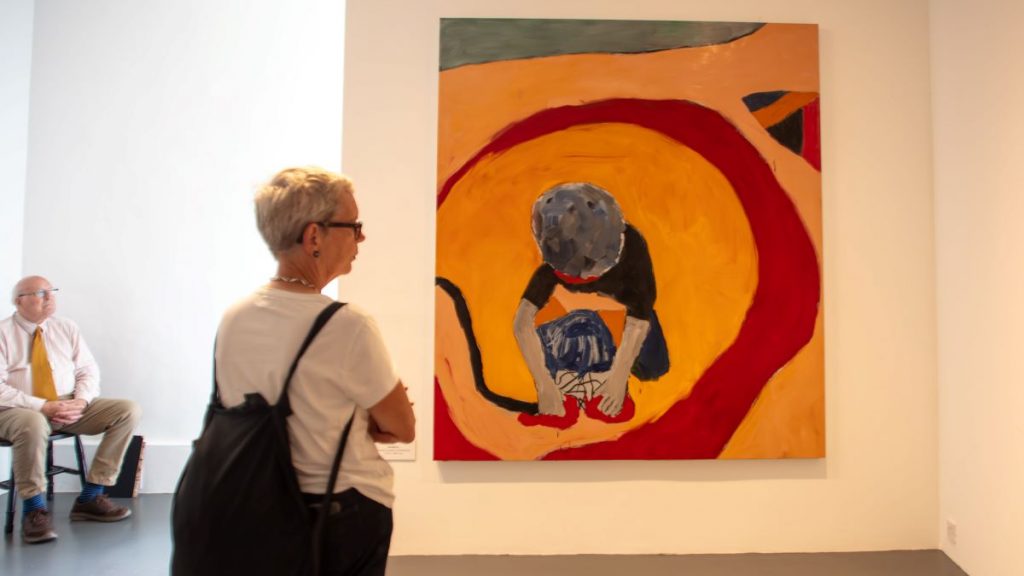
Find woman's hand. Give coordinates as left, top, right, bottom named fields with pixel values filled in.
left=368, top=416, right=401, bottom=443
left=367, top=381, right=416, bottom=443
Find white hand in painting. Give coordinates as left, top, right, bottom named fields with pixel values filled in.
left=594, top=316, right=651, bottom=417
left=596, top=373, right=628, bottom=417
left=514, top=299, right=567, bottom=416
left=536, top=375, right=566, bottom=416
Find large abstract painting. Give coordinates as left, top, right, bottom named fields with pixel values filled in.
left=435, top=19, right=823, bottom=460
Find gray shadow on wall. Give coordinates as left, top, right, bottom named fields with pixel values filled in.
left=435, top=457, right=826, bottom=484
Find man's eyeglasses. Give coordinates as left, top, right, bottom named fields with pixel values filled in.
left=295, top=221, right=363, bottom=243
left=17, top=288, right=59, bottom=299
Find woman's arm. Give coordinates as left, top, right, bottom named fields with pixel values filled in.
left=368, top=380, right=415, bottom=443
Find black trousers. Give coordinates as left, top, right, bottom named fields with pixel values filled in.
left=304, top=489, right=393, bottom=576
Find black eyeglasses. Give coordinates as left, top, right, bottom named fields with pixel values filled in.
left=295, top=221, right=363, bottom=243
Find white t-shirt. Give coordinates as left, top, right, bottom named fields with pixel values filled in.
left=215, top=287, right=398, bottom=507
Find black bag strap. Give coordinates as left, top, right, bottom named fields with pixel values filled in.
left=276, top=300, right=350, bottom=576
left=311, top=413, right=355, bottom=575
left=275, top=301, right=345, bottom=417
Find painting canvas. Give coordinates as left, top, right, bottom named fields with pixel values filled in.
left=435, top=19, right=823, bottom=460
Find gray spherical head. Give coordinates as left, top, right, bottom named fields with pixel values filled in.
left=531, top=183, right=626, bottom=278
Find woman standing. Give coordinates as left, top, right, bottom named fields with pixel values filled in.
left=215, top=166, right=415, bottom=575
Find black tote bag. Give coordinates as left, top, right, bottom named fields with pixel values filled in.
left=171, top=302, right=348, bottom=576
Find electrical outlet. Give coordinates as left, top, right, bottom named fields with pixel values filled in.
left=946, top=519, right=957, bottom=546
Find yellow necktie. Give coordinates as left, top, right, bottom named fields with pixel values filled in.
left=31, top=327, right=58, bottom=401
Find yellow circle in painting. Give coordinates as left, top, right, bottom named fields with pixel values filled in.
left=437, top=122, right=758, bottom=451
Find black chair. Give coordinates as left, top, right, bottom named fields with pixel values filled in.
left=1, top=432, right=88, bottom=535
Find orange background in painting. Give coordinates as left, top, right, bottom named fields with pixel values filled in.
left=437, top=123, right=758, bottom=459
left=436, top=24, right=824, bottom=459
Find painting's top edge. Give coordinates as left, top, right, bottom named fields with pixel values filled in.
left=440, top=19, right=817, bottom=71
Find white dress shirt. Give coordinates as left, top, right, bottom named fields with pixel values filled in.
left=0, top=312, right=100, bottom=411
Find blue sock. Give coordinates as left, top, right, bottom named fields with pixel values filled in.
left=77, top=482, right=105, bottom=503
left=22, top=494, right=46, bottom=516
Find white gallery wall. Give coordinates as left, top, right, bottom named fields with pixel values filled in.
left=344, top=0, right=939, bottom=556
left=18, top=0, right=345, bottom=489
left=0, top=0, right=35, bottom=479
left=932, top=1, right=1024, bottom=575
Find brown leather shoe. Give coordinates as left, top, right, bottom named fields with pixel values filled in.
left=22, top=508, right=58, bottom=544
left=69, top=494, right=132, bottom=522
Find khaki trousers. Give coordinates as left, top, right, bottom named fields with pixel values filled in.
left=0, top=398, right=141, bottom=499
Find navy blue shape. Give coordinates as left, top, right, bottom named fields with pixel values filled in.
left=537, top=310, right=617, bottom=376
left=537, top=309, right=670, bottom=381
left=742, top=91, right=787, bottom=113
left=767, top=109, right=804, bottom=155
left=632, top=310, right=670, bottom=381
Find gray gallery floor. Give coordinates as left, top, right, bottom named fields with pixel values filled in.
left=0, top=494, right=969, bottom=576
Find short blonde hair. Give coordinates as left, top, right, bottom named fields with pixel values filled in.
left=254, top=167, right=353, bottom=254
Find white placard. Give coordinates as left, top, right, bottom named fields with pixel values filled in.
left=376, top=441, right=416, bottom=461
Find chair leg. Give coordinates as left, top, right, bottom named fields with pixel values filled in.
left=73, top=435, right=88, bottom=487
left=4, top=462, right=14, bottom=535
left=45, top=440, right=54, bottom=501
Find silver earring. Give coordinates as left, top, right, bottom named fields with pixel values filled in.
left=313, top=250, right=320, bottom=258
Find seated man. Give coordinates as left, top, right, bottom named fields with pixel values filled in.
left=0, top=276, right=140, bottom=544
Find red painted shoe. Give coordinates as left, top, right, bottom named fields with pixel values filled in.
left=518, top=396, right=580, bottom=429
left=584, top=394, right=636, bottom=423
